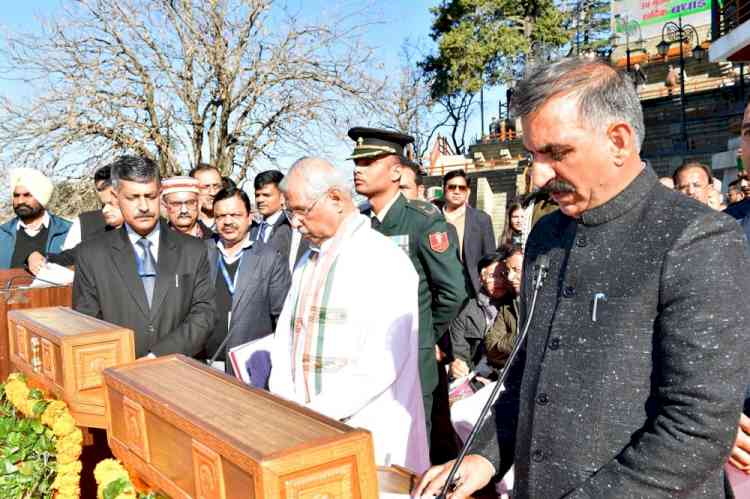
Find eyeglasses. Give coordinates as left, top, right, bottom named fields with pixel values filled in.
left=446, top=184, right=468, bottom=192
left=166, top=199, right=198, bottom=210
left=284, top=191, right=328, bottom=222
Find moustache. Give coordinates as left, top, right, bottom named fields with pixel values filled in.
left=521, top=179, right=576, bottom=207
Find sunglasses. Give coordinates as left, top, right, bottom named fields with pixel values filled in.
left=446, top=184, right=468, bottom=192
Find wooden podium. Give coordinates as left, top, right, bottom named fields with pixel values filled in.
left=103, top=355, right=381, bottom=499
left=8, top=306, right=135, bottom=429
left=0, top=269, right=72, bottom=382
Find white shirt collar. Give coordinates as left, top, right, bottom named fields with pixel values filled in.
left=373, top=192, right=402, bottom=223
left=217, top=233, right=253, bottom=264
left=18, top=211, right=50, bottom=230
left=125, top=222, right=161, bottom=262
left=443, top=203, right=467, bottom=220
left=264, top=210, right=283, bottom=226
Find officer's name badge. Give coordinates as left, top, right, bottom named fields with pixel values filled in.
left=389, top=234, right=410, bottom=254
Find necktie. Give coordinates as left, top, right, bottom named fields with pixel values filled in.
left=137, top=237, right=157, bottom=307
left=256, top=220, right=268, bottom=242
left=371, top=216, right=382, bottom=230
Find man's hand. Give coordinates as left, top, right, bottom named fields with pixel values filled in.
left=729, top=413, right=750, bottom=473
left=27, top=252, right=46, bottom=276
left=435, top=345, right=446, bottom=362
left=413, top=455, right=495, bottom=498
left=450, top=358, right=469, bottom=379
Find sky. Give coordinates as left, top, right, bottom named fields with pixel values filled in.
left=0, top=0, right=501, bottom=179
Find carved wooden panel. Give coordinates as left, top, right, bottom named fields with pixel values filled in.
left=40, top=338, right=56, bottom=382
left=192, top=439, right=226, bottom=499
left=283, top=461, right=354, bottom=499
left=15, top=325, right=28, bottom=361
left=73, top=342, right=118, bottom=391
left=123, top=396, right=150, bottom=463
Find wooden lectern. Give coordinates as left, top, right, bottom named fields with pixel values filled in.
left=0, top=269, right=72, bottom=382
left=8, top=306, right=135, bottom=429
left=103, top=355, right=381, bottom=499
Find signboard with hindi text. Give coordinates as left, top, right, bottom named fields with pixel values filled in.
left=612, top=0, right=715, bottom=40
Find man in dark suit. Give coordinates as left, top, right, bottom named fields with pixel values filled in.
left=73, top=155, right=215, bottom=358
left=249, top=170, right=307, bottom=271
left=439, top=170, right=495, bottom=296
left=417, top=58, right=750, bottom=498
left=202, top=186, right=290, bottom=378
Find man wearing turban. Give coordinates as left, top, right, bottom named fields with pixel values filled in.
left=0, top=168, right=71, bottom=268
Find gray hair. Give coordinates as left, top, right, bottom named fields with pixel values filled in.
left=109, top=155, right=160, bottom=190
left=512, top=57, right=645, bottom=152
left=280, top=156, right=352, bottom=201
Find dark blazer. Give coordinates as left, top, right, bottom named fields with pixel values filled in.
left=48, top=210, right=111, bottom=267
left=249, top=212, right=308, bottom=266
left=205, top=237, right=291, bottom=367
left=471, top=168, right=750, bottom=498
left=462, top=205, right=495, bottom=296
left=73, top=221, right=215, bottom=358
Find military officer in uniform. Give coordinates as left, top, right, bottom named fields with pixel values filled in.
left=349, top=127, right=467, bottom=461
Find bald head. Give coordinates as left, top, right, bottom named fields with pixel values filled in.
left=281, top=157, right=355, bottom=246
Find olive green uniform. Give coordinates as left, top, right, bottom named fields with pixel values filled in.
left=363, top=193, right=467, bottom=416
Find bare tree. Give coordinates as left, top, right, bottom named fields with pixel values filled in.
left=0, top=0, right=379, bottom=181
left=368, top=41, right=439, bottom=161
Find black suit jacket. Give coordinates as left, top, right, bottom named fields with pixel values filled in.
left=462, top=205, right=495, bottom=295
left=47, top=210, right=109, bottom=267
left=205, top=237, right=290, bottom=367
left=471, top=168, right=748, bottom=498
left=73, top=221, right=215, bottom=358
left=249, top=213, right=308, bottom=266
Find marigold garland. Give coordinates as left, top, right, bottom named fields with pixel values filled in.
left=94, top=459, right=137, bottom=499
left=4, top=372, right=82, bottom=499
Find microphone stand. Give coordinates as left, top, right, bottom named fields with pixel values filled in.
left=437, top=255, right=549, bottom=498
left=208, top=325, right=236, bottom=369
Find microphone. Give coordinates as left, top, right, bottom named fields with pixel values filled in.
left=437, top=253, right=550, bottom=498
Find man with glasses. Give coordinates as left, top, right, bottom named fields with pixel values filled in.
left=203, top=186, right=290, bottom=376
left=349, top=126, right=467, bottom=462
left=161, top=176, right=214, bottom=240
left=269, top=156, right=429, bottom=473
left=250, top=170, right=308, bottom=271
left=673, top=162, right=713, bottom=205
left=440, top=169, right=496, bottom=298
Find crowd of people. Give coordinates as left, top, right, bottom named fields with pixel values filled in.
left=4, top=56, right=750, bottom=498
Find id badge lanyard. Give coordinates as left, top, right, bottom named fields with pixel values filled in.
left=218, top=251, right=245, bottom=327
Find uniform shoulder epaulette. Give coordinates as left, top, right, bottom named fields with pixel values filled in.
left=406, top=199, right=440, bottom=218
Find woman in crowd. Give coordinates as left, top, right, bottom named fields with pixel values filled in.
left=499, top=202, right=524, bottom=247
left=448, top=243, right=523, bottom=381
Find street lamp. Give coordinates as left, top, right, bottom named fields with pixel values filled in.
left=657, top=16, right=704, bottom=151
left=614, top=15, right=645, bottom=73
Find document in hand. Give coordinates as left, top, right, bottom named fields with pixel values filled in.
left=30, top=263, right=74, bottom=287
left=228, top=334, right=274, bottom=388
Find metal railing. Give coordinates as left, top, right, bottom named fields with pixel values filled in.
left=714, top=0, right=750, bottom=40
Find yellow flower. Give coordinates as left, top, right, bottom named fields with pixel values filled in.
left=94, top=458, right=129, bottom=485
left=51, top=412, right=77, bottom=437
left=57, top=460, right=82, bottom=476
left=41, top=400, right=68, bottom=427
left=94, top=458, right=138, bottom=499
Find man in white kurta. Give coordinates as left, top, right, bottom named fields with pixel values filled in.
left=269, top=157, right=430, bottom=474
